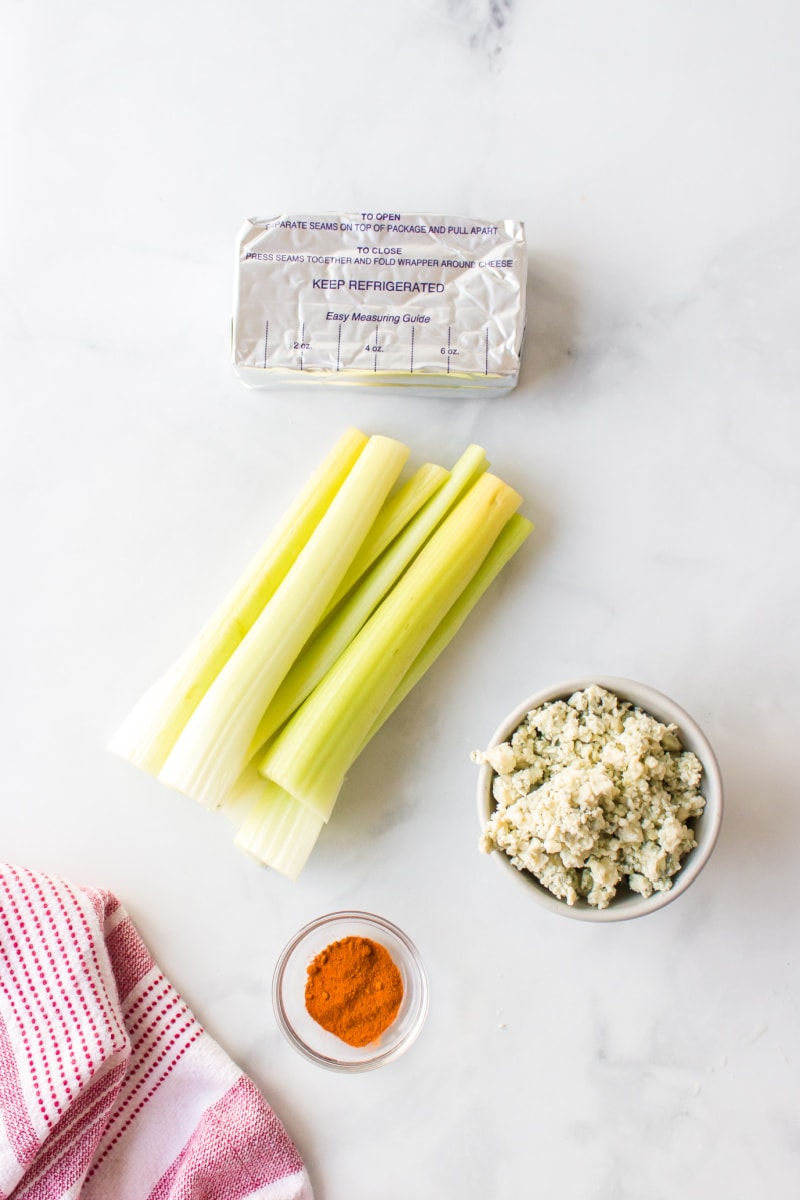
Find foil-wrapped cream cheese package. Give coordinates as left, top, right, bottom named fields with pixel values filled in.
left=232, top=213, right=526, bottom=393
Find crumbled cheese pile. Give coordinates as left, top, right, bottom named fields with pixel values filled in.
left=473, top=685, right=705, bottom=909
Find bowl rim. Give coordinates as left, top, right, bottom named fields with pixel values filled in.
left=272, top=909, right=429, bottom=1071
left=476, top=676, right=724, bottom=923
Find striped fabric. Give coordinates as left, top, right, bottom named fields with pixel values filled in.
left=0, top=864, right=313, bottom=1200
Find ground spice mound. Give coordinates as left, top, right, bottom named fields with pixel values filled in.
left=304, top=935, right=404, bottom=1048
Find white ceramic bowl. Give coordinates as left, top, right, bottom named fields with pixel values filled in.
left=476, top=677, right=723, bottom=923
left=273, top=911, right=429, bottom=1071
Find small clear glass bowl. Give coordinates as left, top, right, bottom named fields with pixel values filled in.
left=272, top=911, right=429, bottom=1072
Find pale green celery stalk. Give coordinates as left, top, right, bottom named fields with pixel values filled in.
left=222, top=759, right=271, bottom=828
left=233, top=778, right=324, bottom=881
left=107, top=427, right=369, bottom=775
left=158, top=435, right=409, bottom=810
left=359, top=513, right=534, bottom=745
left=235, top=513, right=533, bottom=879
left=246, top=444, right=489, bottom=756
left=324, top=461, right=448, bottom=613
left=258, top=472, right=522, bottom=821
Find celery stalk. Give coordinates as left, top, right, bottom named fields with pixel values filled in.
left=235, top=513, right=532, bottom=878
left=258, top=472, right=522, bottom=821
left=246, top=443, right=489, bottom=755
left=158, top=434, right=410, bottom=810
left=107, top=427, right=369, bottom=775
left=233, top=777, right=324, bottom=881
left=222, top=759, right=271, bottom=829
left=324, top=461, right=449, bottom=612
left=360, top=514, right=534, bottom=744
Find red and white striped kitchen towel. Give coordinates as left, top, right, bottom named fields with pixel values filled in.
left=0, top=863, right=314, bottom=1200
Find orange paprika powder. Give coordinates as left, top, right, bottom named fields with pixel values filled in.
left=304, top=936, right=403, bottom=1047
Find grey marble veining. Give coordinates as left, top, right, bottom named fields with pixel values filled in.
left=447, top=0, right=514, bottom=63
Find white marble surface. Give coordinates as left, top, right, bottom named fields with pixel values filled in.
left=3, top=1, right=800, bottom=1196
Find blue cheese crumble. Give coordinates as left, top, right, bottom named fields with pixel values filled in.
left=474, top=685, right=705, bottom=908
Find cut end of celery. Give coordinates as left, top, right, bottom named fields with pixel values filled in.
left=106, top=670, right=192, bottom=777
left=234, top=781, right=324, bottom=880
